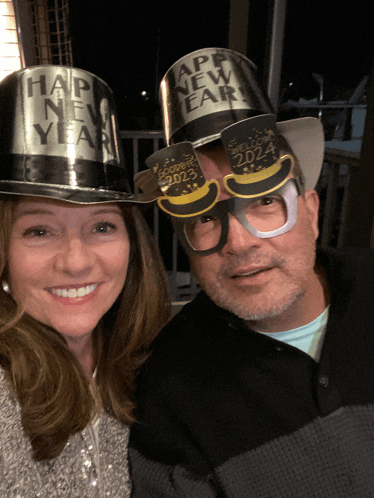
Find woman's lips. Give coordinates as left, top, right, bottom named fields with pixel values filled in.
left=46, top=283, right=100, bottom=305
left=48, top=283, right=98, bottom=298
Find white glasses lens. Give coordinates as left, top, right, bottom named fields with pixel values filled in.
left=184, top=214, right=222, bottom=251
left=243, top=195, right=288, bottom=232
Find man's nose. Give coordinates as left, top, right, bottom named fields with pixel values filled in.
left=221, top=213, right=262, bottom=255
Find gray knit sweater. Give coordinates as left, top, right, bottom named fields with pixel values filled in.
left=0, top=368, right=131, bottom=497
left=129, top=248, right=374, bottom=497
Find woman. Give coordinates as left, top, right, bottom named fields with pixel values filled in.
left=0, top=66, right=170, bottom=497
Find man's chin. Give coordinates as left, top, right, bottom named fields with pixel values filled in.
left=203, top=282, right=304, bottom=325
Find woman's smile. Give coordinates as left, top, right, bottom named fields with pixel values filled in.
left=8, top=198, right=130, bottom=338
left=47, top=282, right=101, bottom=304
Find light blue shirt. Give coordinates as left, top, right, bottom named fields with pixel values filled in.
left=255, top=306, right=329, bottom=361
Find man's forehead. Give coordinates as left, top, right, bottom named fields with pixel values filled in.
left=196, top=145, right=232, bottom=199
left=195, top=144, right=227, bottom=172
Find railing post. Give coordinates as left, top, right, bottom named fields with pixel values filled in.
left=339, top=60, right=374, bottom=248
left=320, top=161, right=340, bottom=248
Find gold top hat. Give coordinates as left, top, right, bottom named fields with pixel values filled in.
left=0, top=66, right=153, bottom=204
left=145, top=142, right=219, bottom=217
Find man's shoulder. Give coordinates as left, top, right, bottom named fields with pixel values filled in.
left=149, top=292, right=219, bottom=353
left=139, top=292, right=237, bottom=379
left=319, top=247, right=374, bottom=323
left=318, top=247, right=374, bottom=284
left=157, top=292, right=222, bottom=336
left=319, top=246, right=374, bottom=263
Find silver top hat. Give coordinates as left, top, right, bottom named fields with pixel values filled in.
left=160, top=47, right=273, bottom=148
left=159, top=48, right=325, bottom=192
left=0, top=66, right=152, bottom=204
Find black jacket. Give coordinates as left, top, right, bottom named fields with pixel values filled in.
left=129, top=248, right=374, bottom=497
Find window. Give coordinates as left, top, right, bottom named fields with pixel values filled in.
left=0, top=0, right=22, bottom=82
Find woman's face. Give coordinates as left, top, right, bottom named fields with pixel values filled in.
left=8, top=197, right=130, bottom=341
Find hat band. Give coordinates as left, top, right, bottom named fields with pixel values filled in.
left=170, top=109, right=262, bottom=146
left=227, top=159, right=281, bottom=185
left=162, top=181, right=215, bottom=205
left=158, top=181, right=219, bottom=217
left=224, top=155, right=293, bottom=198
left=0, top=153, right=129, bottom=192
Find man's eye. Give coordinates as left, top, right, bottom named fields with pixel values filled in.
left=191, top=214, right=219, bottom=227
left=199, top=215, right=215, bottom=224
left=260, top=197, right=275, bottom=205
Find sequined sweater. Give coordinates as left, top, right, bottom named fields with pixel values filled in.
left=0, top=368, right=131, bottom=497
left=129, top=248, right=374, bottom=497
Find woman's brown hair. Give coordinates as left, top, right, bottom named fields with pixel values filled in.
left=0, top=197, right=170, bottom=461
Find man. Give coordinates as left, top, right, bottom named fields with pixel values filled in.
left=129, top=48, right=374, bottom=497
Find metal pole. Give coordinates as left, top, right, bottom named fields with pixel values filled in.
left=265, top=0, right=287, bottom=114
left=228, top=0, right=250, bottom=55
left=13, top=0, right=38, bottom=66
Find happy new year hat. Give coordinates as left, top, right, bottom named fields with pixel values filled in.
left=145, top=141, right=219, bottom=217
left=221, top=113, right=293, bottom=197
left=159, top=47, right=325, bottom=193
left=160, top=47, right=274, bottom=148
left=0, top=66, right=153, bottom=204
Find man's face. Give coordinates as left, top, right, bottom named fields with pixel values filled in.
left=189, top=144, right=322, bottom=332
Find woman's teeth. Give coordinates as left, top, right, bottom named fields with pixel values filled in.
left=51, top=284, right=98, bottom=298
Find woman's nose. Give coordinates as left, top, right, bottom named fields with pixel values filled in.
left=54, top=234, right=94, bottom=276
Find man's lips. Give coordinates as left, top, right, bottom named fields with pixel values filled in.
left=229, top=266, right=274, bottom=278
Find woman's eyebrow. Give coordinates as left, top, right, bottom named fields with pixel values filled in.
left=14, top=206, right=123, bottom=222
left=14, top=208, right=54, bottom=220
left=91, top=207, right=123, bottom=215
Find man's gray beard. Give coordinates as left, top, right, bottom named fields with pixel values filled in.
left=194, top=250, right=310, bottom=323
left=204, top=276, right=306, bottom=322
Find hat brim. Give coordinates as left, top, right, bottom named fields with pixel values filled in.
left=0, top=153, right=155, bottom=204
left=158, top=181, right=219, bottom=217
left=224, top=155, right=292, bottom=198
left=276, top=117, right=324, bottom=191
left=0, top=181, right=155, bottom=204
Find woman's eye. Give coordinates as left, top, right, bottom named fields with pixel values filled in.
left=23, top=226, right=49, bottom=237
left=93, top=221, right=117, bottom=233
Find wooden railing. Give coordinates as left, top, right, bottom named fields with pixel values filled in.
left=317, top=146, right=360, bottom=248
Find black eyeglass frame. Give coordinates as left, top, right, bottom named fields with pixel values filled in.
left=172, top=177, right=302, bottom=256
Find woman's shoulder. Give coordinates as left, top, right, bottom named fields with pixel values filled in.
left=0, top=365, right=18, bottom=413
left=0, top=366, right=25, bottom=457
left=0, top=364, right=8, bottom=392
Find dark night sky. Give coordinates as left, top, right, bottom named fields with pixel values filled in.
left=69, top=0, right=374, bottom=129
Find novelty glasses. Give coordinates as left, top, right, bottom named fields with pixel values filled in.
left=173, top=177, right=302, bottom=256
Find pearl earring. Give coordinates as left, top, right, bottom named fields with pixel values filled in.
left=2, top=280, right=10, bottom=294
